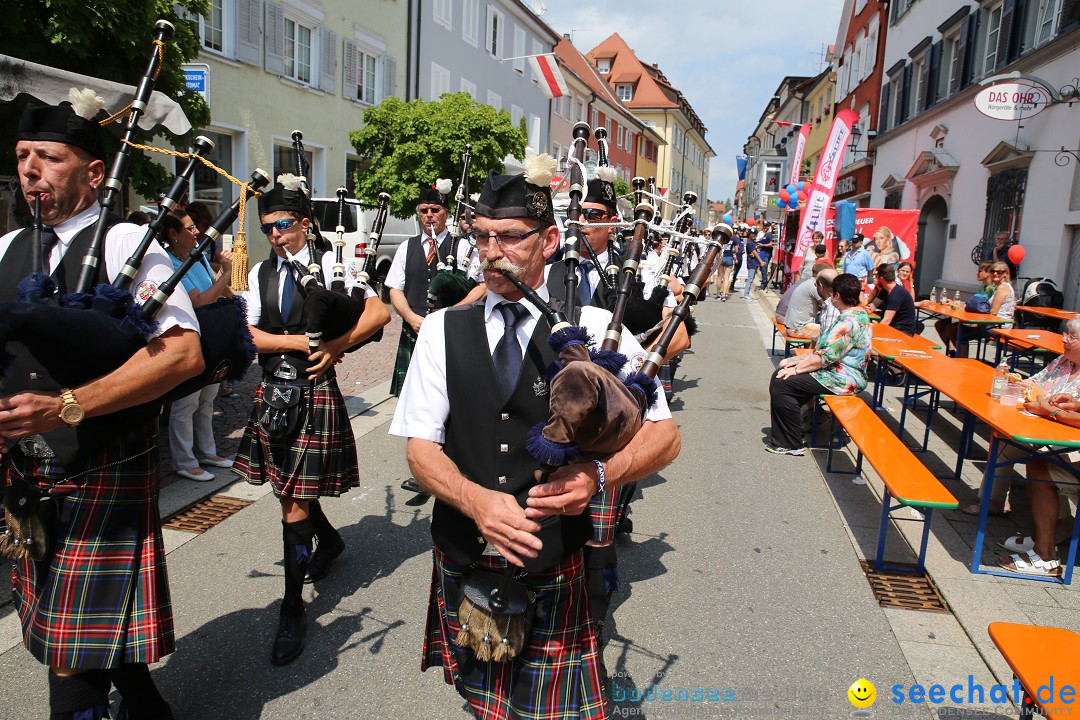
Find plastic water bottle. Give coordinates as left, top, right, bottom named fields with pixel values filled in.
left=954, top=289, right=962, bottom=308
left=930, top=286, right=938, bottom=304
left=991, top=361, right=1009, bottom=400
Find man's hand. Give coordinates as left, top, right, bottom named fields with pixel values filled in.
left=408, top=312, right=424, bottom=334
left=307, top=335, right=348, bottom=379
left=525, top=463, right=599, bottom=519
left=0, top=392, right=64, bottom=450
left=467, top=487, right=542, bottom=567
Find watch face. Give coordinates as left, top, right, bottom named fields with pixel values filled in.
left=61, top=404, right=85, bottom=425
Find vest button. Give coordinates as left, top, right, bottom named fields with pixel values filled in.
left=500, top=413, right=510, bottom=421
left=498, top=475, right=510, bottom=484
left=283, top=330, right=290, bottom=334
left=499, top=444, right=509, bottom=453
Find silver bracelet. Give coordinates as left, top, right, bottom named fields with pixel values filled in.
left=593, top=460, right=606, bottom=495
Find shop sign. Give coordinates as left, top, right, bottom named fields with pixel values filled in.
left=974, top=81, right=1050, bottom=121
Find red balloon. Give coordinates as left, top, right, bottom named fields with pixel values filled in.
left=746, top=218, right=756, bottom=226
left=779, top=190, right=791, bottom=203
left=797, top=191, right=807, bottom=202
left=1007, top=244, right=1026, bottom=264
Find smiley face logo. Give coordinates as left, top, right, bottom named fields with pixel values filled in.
left=848, top=678, right=876, bottom=709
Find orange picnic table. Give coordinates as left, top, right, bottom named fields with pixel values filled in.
left=992, top=328, right=1063, bottom=372
left=868, top=322, right=943, bottom=409
left=894, top=355, right=1080, bottom=583
left=1015, top=305, right=1079, bottom=326
left=917, top=301, right=1010, bottom=359
left=989, top=622, right=1080, bottom=716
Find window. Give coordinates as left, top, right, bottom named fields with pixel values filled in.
left=460, top=77, right=476, bottom=99
left=1036, top=0, right=1063, bottom=45
left=201, top=0, right=225, bottom=52
left=531, top=40, right=543, bottom=84
left=864, top=16, right=879, bottom=80
left=191, top=130, right=233, bottom=215
left=433, top=0, right=452, bottom=30
left=486, top=6, right=504, bottom=57
left=284, top=17, right=314, bottom=84
left=356, top=49, right=378, bottom=104
left=943, top=32, right=960, bottom=98
left=431, top=62, right=450, bottom=99
left=981, top=168, right=1027, bottom=252
left=982, top=3, right=1003, bottom=76
left=616, top=84, right=633, bottom=101
left=590, top=108, right=598, bottom=129
left=462, top=0, right=479, bottom=46
left=763, top=163, right=781, bottom=193
left=274, top=144, right=313, bottom=187
left=511, top=104, right=524, bottom=128
left=596, top=58, right=611, bottom=74
left=553, top=94, right=563, bottom=118
left=487, top=89, right=502, bottom=110
left=513, top=27, right=526, bottom=73
left=912, top=55, right=926, bottom=116
left=344, top=157, right=365, bottom=197
left=575, top=98, right=585, bottom=122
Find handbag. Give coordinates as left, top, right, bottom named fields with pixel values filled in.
left=0, top=478, right=60, bottom=562
left=257, top=383, right=307, bottom=440
left=965, top=293, right=991, bottom=314
left=456, top=567, right=537, bottom=662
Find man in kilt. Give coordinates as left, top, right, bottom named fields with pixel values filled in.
left=389, top=159, right=680, bottom=719
left=386, top=181, right=486, bottom=398
left=233, top=176, right=389, bottom=665
left=0, top=97, right=204, bottom=719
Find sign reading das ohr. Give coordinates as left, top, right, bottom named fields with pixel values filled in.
left=974, top=80, right=1050, bottom=120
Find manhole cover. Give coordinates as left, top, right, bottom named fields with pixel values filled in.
left=163, top=496, right=252, bottom=534
left=861, top=561, right=950, bottom=613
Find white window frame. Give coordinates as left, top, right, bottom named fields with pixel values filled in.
left=864, top=16, right=879, bottom=80
left=943, top=29, right=961, bottom=98
left=431, top=61, right=451, bottom=99
left=486, top=6, right=504, bottom=58
left=462, top=0, right=479, bottom=46
left=511, top=104, right=524, bottom=128
left=487, top=89, right=502, bottom=110
left=911, top=53, right=927, bottom=116
left=513, top=26, right=526, bottom=74
left=460, top=77, right=477, bottom=99
left=200, top=0, right=230, bottom=56
left=576, top=98, right=585, bottom=123
left=596, top=58, right=611, bottom=74
left=283, top=14, right=316, bottom=85
left=590, top=108, right=598, bottom=129
left=1035, top=0, right=1063, bottom=46
left=433, top=0, right=453, bottom=30
left=982, top=2, right=1004, bottom=77
left=615, top=84, right=633, bottom=101
left=356, top=46, right=379, bottom=105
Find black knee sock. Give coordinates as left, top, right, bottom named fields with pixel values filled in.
left=307, top=500, right=339, bottom=545
left=282, top=518, right=315, bottom=608
left=584, top=544, right=619, bottom=633
left=48, top=670, right=110, bottom=720
left=109, top=664, right=170, bottom=720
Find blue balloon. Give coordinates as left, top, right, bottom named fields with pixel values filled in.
left=723, top=214, right=732, bottom=224
left=786, top=184, right=798, bottom=195
left=775, top=198, right=785, bottom=208
left=788, top=198, right=799, bottom=210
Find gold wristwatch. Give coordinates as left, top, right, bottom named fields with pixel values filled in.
left=58, top=388, right=85, bottom=427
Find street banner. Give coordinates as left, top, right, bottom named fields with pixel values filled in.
left=788, top=124, right=810, bottom=186
left=528, top=54, right=568, bottom=99
left=736, top=154, right=748, bottom=181
left=822, top=207, right=920, bottom=270
left=788, top=109, right=859, bottom=272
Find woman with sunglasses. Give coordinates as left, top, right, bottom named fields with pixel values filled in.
left=940, top=262, right=1016, bottom=357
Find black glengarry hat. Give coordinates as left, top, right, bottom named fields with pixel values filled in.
left=258, top=173, right=311, bottom=215
left=16, top=88, right=107, bottom=160
left=474, top=153, right=557, bottom=224
left=418, top=178, right=452, bottom=208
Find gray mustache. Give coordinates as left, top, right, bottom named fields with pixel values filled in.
left=480, top=259, right=525, bottom=275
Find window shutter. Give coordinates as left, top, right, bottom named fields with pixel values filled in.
left=1061, top=0, right=1080, bottom=36
left=342, top=38, right=358, bottom=101
left=1009, top=0, right=1030, bottom=60
left=319, top=28, right=337, bottom=92
left=960, top=10, right=980, bottom=90
left=236, top=0, right=263, bottom=65
left=926, top=40, right=942, bottom=108
left=878, top=82, right=891, bottom=132
left=383, top=56, right=398, bottom=100
left=996, top=0, right=1016, bottom=70
left=265, top=1, right=286, bottom=76
left=899, top=64, right=912, bottom=124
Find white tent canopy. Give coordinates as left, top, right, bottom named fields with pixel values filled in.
left=0, top=53, right=191, bottom=136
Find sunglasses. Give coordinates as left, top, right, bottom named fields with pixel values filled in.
left=418, top=206, right=444, bottom=215
left=260, top=218, right=299, bottom=235
left=581, top=208, right=608, bottom=222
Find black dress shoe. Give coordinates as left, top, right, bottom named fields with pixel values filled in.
left=271, top=601, right=307, bottom=666
left=115, top=701, right=174, bottom=720
left=400, top=477, right=427, bottom=494
left=305, top=534, right=345, bottom=583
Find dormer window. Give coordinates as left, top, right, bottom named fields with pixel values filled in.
left=596, top=58, right=611, bottom=74
left=615, top=84, right=633, bottom=101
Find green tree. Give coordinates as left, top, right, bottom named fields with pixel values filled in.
left=613, top=177, right=631, bottom=200
left=1, top=0, right=211, bottom=198
left=349, top=92, right=527, bottom=219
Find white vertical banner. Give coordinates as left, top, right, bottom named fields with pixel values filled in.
left=788, top=124, right=810, bottom=187
left=788, top=109, right=859, bottom=272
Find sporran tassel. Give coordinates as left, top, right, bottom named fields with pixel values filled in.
left=453, top=593, right=530, bottom=663
left=0, top=509, right=45, bottom=561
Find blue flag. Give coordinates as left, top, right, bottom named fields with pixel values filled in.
left=735, top=154, right=748, bottom=181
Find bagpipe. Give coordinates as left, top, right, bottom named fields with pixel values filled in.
left=0, top=21, right=265, bottom=467
left=427, top=144, right=478, bottom=310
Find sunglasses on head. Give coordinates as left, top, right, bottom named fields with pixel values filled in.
left=260, top=218, right=298, bottom=235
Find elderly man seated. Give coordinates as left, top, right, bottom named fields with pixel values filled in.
left=784, top=267, right=837, bottom=340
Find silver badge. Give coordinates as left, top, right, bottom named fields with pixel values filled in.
left=271, top=386, right=298, bottom=403
left=273, top=356, right=298, bottom=380
left=533, top=377, right=549, bottom=397
left=18, top=435, right=55, bottom=459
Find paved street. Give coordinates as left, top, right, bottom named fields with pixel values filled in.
left=1, top=293, right=1077, bottom=718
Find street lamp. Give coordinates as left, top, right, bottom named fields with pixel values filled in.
left=848, top=125, right=863, bottom=153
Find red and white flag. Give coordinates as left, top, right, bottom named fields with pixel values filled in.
left=788, top=124, right=810, bottom=187
left=788, top=109, right=860, bottom=272
left=528, top=54, right=568, bottom=99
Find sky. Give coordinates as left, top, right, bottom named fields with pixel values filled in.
left=541, top=0, right=847, bottom=204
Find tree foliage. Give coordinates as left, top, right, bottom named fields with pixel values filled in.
left=349, top=93, right=528, bottom=219
left=613, top=177, right=631, bottom=200
left=1, top=0, right=211, bottom=198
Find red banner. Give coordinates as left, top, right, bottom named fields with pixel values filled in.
left=788, top=124, right=810, bottom=187
left=789, top=109, right=860, bottom=272
left=823, top=207, right=920, bottom=272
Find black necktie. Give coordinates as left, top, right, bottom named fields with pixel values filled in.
left=280, top=266, right=297, bottom=316
left=40, top=227, right=60, bottom=274
left=578, top=260, right=594, bottom=305
left=493, top=302, right=529, bottom=396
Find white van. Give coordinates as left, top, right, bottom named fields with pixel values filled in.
left=310, top=197, right=418, bottom=300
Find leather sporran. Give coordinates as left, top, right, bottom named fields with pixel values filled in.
left=456, top=568, right=536, bottom=662
left=257, top=383, right=307, bottom=440
left=0, top=479, right=59, bottom=562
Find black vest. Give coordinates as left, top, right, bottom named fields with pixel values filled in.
left=403, top=233, right=452, bottom=315
left=433, top=303, right=591, bottom=571
left=255, top=256, right=310, bottom=374
left=0, top=219, right=110, bottom=300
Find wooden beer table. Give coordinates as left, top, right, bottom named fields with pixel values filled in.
left=868, top=322, right=943, bottom=409
left=916, top=302, right=1010, bottom=360
left=992, top=328, right=1063, bottom=372
left=1014, top=305, right=1078, bottom=328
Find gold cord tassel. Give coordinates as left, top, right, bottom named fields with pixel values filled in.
left=231, top=182, right=251, bottom=290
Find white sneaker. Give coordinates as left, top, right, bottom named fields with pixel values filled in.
left=177, top=467, right=215, bottom=482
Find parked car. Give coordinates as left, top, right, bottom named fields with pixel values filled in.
left=310, top=197, right=417, bottom=300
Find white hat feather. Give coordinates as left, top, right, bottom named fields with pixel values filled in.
left=67, top=88, right=106, bottom=122
left=524, top=152, right=557, bottom=188
left=435, top=178, right=453, bottom=194
left=596, top=166, right=617, bottom=183
left=276, top=173, right=309, bottom=195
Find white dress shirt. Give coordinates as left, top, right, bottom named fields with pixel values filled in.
left=243, top=244, right=377, bottom=326
left=389, top=284, right=672, bottom=444
left=0, top=205, right=198, bottom=338
left=384, top=229, right=480, bottom=292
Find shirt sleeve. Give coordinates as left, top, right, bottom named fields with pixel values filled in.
left=245, top=263, right=263, bottom=325
left=580, top=307, right=672, bottom=423
left=106, top=224, right=199, bottom=338
left=384, top=241, right=410, bottom=291
left=388, top=309, right=450, bottom=442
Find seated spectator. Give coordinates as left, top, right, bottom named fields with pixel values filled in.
left=776, top=261, right=831, bottom=325
left=941, top=261, right=1015, bottom=357
left=799, top=231, right=826, bottom=280
left=874, top=263, right=921, bottom=336
left=897, top=261, right=914, bottom=296
left=767, top=274, right=872, bottom=456
left=995, top=323, right=1080, bottom=576
left=927, top=262, right=993, bottom=353
left=785, top=268, right=837, bottom=340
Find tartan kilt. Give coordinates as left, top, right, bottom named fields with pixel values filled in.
left=587, top=482, right=635, bottom=545
left=422, top=547, right=607, bottom=720
left=390, top=325, right=417, bottom=397
left=233, top=377, right=359, bottom=500
left=7, top=436, right=173, bottom=669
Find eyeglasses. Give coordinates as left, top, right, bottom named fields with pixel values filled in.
left=581, top=208, right=608, bottom=222
left=260, top=218, right=298, bottom=235
left=418, top=206, right=444, bottom=215
left=471, top=227, right=544, bottom=251
left=991, top=269, right=1008, bottom=274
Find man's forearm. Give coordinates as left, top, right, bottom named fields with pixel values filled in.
left=456, top=282, right=488, bottom=306
left=389, top=288, right=413, bottom=320
left=603, top=418, right=680, bottom=490
left=406, top=438, right=480, bottom=517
